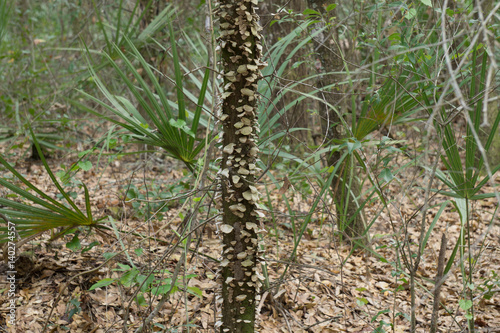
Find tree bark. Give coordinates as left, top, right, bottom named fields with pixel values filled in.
left=307, top=0, right=368, bottom=247
left=216, top=0, right=265, bottom=332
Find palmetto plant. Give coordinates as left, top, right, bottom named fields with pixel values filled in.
left=0, top=128, right=103, bottom=243
left=434, top=51, right=500, bottom=200
left=90, top=2, right=176, bottom=68
left=72, top=21, right=210, bottom=173
left=353, top=70, right=428, bottom=141
left=430, top=47, right=500, bottom=331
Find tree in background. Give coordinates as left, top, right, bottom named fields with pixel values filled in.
left=216, top=0, right=265, bottom=331
left=307, top=0, right=368, bottom=246
left=259, top=0, right=313, bottom=147
left=476, top=0, right=500, bottom=167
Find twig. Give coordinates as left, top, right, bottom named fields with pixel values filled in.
left=430, top=233, right=448, bottom=333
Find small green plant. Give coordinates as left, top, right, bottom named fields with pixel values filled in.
left=355, top=292, right=393, bottom=332
left=89, top=263, right=202, bottom=307
left=64, top=230, right=99, bottom=253
left=477, top=270, right=500, bottom=301
left=124, top=180, right=189, bottom=219
left=126, top=185, right=166, bottom=219
left=65, top=295, right=82, bottom=322
left=371, top=310, right=392, bottom=333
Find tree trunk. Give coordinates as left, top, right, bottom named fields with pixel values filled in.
left=259, top=0, right=313, bottom=147
left=216, top=0, right=265, bottom=332
left=307, top=0, right=368, bottom=247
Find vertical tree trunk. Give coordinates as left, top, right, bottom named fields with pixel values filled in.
left=307, top=0, right=368, bottom=247
left=216, top=0, right=265, bottom=332
left=259, top=0, right=313, bottom=147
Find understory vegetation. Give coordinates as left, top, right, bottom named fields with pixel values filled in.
left=0, top=0, right=499, bottom=332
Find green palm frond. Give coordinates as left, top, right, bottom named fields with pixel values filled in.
left=0, top=128, right=100, bottom=242
left=72, top=22, right=210, bottom=172
left=437, top=48, right=500, bottom=200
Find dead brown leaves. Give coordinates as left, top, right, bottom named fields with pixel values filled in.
left=0, top=143, right=499, bottom=333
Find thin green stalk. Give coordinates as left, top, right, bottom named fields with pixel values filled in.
left=115, top=0, right=124, bottom=45
left=465, top=197, right=475, bottom=332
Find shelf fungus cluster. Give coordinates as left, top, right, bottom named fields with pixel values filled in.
left=215, top=0, right=266, bottom=331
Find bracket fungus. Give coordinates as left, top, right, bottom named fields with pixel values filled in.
left=217, top=0, right=265, bottom=330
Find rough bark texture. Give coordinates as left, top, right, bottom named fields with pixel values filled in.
left=216, top=0, right=265, bottom=332
left=307, top=0, right=368, bottom=246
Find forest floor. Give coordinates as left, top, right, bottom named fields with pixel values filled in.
left=0, top=126, right=499, bottom=333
